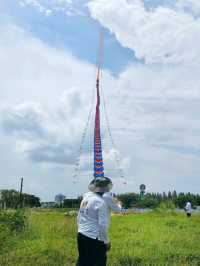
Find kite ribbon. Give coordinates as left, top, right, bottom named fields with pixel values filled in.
left=94, top=73, right=104, bottom=178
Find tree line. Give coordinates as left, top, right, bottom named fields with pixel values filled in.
left=0, top=189, right=41, bottom=209
left=117, top=191, right=200, bottom=209
left=63, top=191, right=200, bottom=209
left=63, top=197, right=82, bottom=209
left=1, top=189, right=199, bottom=210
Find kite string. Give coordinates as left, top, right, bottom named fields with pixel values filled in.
left=73, top=86, right=95, bottom=183
left=100, top=70, right=127, bottom=185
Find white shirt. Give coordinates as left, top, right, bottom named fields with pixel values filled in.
left=77, top=192, right=110, bottom=244
left=185, top=202, right=192, bottom=213
left=103, top=192, right=122, bottom=226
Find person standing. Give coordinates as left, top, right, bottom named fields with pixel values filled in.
left=185, top=201, right=192, bottom=217
left=77, top=176, right=118, bottom=266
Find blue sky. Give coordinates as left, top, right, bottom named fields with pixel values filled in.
left=1, top=0, right=200, bottom=200
left=3, top=0, right=136, bottom=75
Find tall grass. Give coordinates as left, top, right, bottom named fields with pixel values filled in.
left=0, top=209, right=77, bottom=266
left=1, top=209, right=200, bottom=265
left=109, top=213, right=200, bottom=265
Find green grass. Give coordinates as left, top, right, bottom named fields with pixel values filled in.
left=1, top=209, right=200, bottom=265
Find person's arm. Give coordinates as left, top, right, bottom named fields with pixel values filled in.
left=98, top=203, right=110, bottom=244
left=103, top=193, right=122, bottom=213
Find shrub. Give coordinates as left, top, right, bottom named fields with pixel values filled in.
left=155, top=201, right=176, bottom=213
left=0, top=210, right=27, bottom=232
left=136, top=197, right=160, bottom=209
left=0, top=224, right=10, bottom=253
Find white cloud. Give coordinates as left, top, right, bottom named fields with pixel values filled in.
left=88, top=0, right=200, bottom=65
left=19, top=0, right=86, bottom=16
left=0, top=23, right=129, bottom=194
left=19, top=0, right=50, bottom=16
left=176, top=0, right=200, bottom=16
left=1, top=18, right=200, bottom=199
left=1, top=102, right=46, bottom=137
left=0, top=23, right=97, bottom=106
left=0, top=87, right=100, bottom=165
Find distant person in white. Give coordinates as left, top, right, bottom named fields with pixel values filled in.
left=76, top=177, right=121, bottom=266
left=185, top=201, right=192, bottom=217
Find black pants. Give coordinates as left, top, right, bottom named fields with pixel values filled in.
left=76, top=233, right=107, bottom=266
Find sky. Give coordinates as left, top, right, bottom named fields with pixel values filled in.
left=1, top=0, right=200, bottom=201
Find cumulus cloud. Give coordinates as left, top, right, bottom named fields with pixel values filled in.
left=0, top=101, right=77, bottom=164
left=1, top=21, right=200, bottom=159
left=86, top=0, right=200, bottom=194
left=176, top=0, right=200, bottom=16
left=0, top=23, right=97, bottom=167
left=88, top=0, right=200, bottom=65
left=1, top=102, right=46, bottom=138
left=87, top=0, right=200, bottom=152
left=0, top=23, right=124, bottom=171
left=19, top=0, right=52, bottom=16
left=1, top=12, right=200, bottom=198
left=18, top=0, right=86, bottom=16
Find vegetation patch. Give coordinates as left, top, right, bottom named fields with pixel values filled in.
left=0, top=210, right=27, bottom=232
left=118, top=256, right=143, bottom=266
left=1, top=210, right=200, bottom=265
left=0, top=210, right=27, bottom=255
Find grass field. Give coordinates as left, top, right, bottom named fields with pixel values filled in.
left=1, top=209, right=200, bottom=266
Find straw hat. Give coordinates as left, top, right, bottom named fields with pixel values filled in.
left=88, top=177, right=113, bottom=193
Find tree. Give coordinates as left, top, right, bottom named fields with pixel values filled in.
left=0, top=189, right=40, bottom=209
left=168, top=191, right=172, bottom=200
left=23, top=193, right=40, bottom=207
left=117, top=193, right=138, bottom=208
left=64, top=196, right=82, bottom=209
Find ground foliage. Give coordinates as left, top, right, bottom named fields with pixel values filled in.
left=0, top=209, right=200, bottom=265
left=0, top=210, right=27, bottom=232
left=0, top=209, right=27, bottom=255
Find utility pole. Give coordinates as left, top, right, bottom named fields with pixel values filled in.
left=19, top=177, right=24, bottom=208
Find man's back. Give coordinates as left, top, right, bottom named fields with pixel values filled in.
left=77, top=192, right=107, bottom=240
left=76, top=177, right=114, bottom=266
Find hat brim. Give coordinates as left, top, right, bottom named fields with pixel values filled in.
left=88, top=177, right=113, bottom=193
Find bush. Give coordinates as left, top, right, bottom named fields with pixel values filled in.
left=155, top=201, right=176, bottom=212
left=136, top=197, right=160, bottom=209
left=0, top=210, right=27, bottom=253
left=0, top=210, right=27, bottom=232
left=0, top=224, right=10, bottom=253
left=117, top=193, right=138, bottom=209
